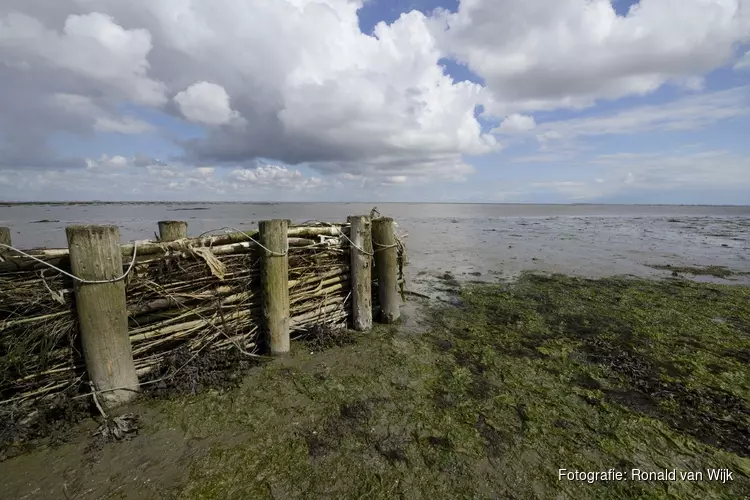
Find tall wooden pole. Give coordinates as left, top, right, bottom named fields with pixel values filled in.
left=372, top=217, right=400, bottom=324
left=347, top=215, right=373, bottom=331
left=66, top=225, right=139, bottom=408
left=259, top=219, right=290, bottom=355
left=157, top=220, right=188, bottom=241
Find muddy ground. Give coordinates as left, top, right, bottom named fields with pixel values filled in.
left=1, top=273, right=749, bottom=499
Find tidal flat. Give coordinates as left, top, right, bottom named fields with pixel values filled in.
left=1, top=272, right=748, bottom=499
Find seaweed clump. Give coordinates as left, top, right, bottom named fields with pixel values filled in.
left=302, top=324, right=356, bottom=351
left=144, top=347, right=261, bottom=398
left=0, top=385, right=92, bottom=461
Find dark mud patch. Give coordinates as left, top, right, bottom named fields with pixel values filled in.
left=603, top=388, right=658, bottom=414
left=426, top=435, right=452, bottom=449
left=647, top=264, right=738, bottom=278
left=433, top=337, right=454, bottom=352
left=374, top=433, right=409, bottom=464
left=723, top=347, right=750, bottom=364
left=437, top=271, right=460, bottom=287
left=0, top=386, right=93, bottom=461
left=301, top=324, right=357, bottom=352
left=432, top=385, right=457, bottom=410
left=3, top=345, right=264, bottom=461
left=507, top=344, right=548, bottom=359
left=581, top=334, right=750, bottom=457
left=304, top=428, right=337, bottom=459
left=339, top=399, right=373, bottom=423
left=574, top=373, right=602, bottom=390
left=144, top=347, right=261, bottom=398
left=453, top=348, right=488, bottom=376
left=29, top=219, right=60, bottom=223
left=475, top=413, right=505, bottom=458
left=468, top=375, right=492, bottom=400
left=302, top=398, right=379, bottom=460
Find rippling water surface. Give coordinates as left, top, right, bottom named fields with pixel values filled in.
left=3, top=203, right=749, bottom=293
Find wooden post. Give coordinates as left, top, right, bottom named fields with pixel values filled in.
left=259, top=219, right=290, bottom=355
left=66, top=225, right=139, bottom=408
left=158, top=220, right=188, bottom=241
left=348, top=215, right=373, bottom=331
left=0, top=227, right=11, bottom=259
left=372, top=217, right=400, bottom=323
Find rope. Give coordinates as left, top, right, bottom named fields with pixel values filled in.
left=372, top=241, right=399, bottom=251
left=0, top=242, right=138, bottom=284
left=0, top=219, right=407, bottom=407
left=0, top=220, right=403, bottom=283
left=334, top=226, right=374, bottom=257
left=297, top=209, right=393, bottom=256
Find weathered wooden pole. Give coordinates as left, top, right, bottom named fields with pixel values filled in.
left=259, top=219, right=290, bottom=355
left=157, top=220, right=188, bottom=241
left=0, top=227, right=11, bottom=259
left=372, top=217, right=400, bottom=323
left=347, top=215, right=373, bottom=331
left=66, top=225, right=139, bottom=408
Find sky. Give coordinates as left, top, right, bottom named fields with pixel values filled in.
left=0, top=0, right=749, bottom=204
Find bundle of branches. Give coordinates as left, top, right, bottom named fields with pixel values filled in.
left=0, top=223, right=357, bottom=411
left=125, top=248, right=264, bottom=382
left=288, top=238, right=351, bottom=335
left=0, top=264, right=80, bottom=409
left=126, top=226, right=354, bottom=380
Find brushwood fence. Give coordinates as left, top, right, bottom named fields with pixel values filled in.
left=0, top=216, right=405, bottom=415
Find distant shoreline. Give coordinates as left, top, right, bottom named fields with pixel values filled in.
left=1, top=201, right=748, bottom=208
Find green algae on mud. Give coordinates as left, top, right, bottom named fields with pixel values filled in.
left=170, top=273, right=750, bottom=499
left=420, top=273, right=750, bottom=498
left=1, top=273, right=749, bottom=499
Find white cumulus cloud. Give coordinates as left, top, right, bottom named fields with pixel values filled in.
left=228, top=164, right=323, bottom=191
left=0, top=0, right=749, bottom=200
left=0, top=1, right=497, bottom=182
left=0, top=11, right=165, bottom=106
left=430, top=0, right=750, bottom=115
left=174, top=82, right=242, bottom=126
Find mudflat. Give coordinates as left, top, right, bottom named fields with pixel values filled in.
left=1, top=272, right=748, bottom=499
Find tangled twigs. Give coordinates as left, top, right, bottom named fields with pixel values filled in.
left=0, top=221, right=405, bottom=442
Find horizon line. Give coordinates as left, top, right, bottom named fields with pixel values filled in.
left=1, top=200, right=750, bottom=207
